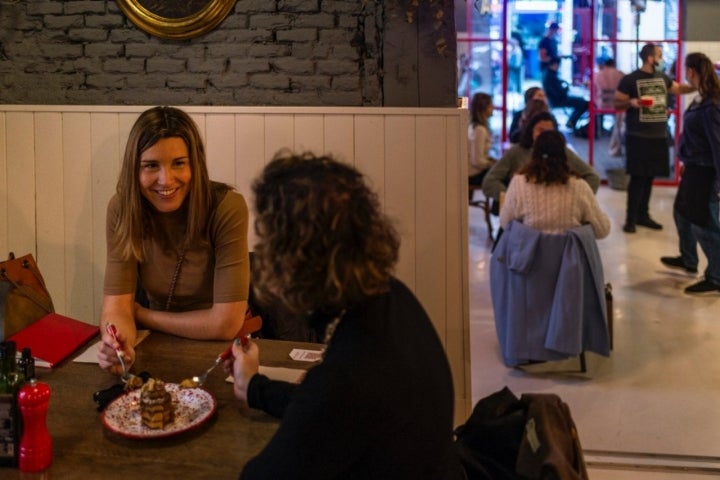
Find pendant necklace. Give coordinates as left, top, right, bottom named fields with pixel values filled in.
left=164, top=249, right=186, bottom=311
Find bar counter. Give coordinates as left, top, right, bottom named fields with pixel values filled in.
left=1, top=333, right=322, bottom=479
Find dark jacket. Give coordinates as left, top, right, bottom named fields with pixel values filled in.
left=455, top=386, right=589, bottom=480
left=675, top=96, right=720, bottom=225
left=678, top=97, right=720, bottom=173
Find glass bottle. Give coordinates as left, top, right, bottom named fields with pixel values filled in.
left=17, top=348, right=35, bottom=383
left=0, top=342, right=8, bottom=394
left=3, top=340, right=22, bottom=390
left=0, top=342, right=19, bottom=467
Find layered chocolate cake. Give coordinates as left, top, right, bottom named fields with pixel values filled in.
left=139, top=378, right=175, bottom=429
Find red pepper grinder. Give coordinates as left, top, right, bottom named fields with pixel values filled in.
left=18, top=379, right=52, bottom=472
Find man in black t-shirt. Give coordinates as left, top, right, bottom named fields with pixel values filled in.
left=538, top=22, right=559, bottom=73
left=615, top=43, right=696, bottom=233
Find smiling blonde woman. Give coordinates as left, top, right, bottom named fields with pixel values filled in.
left=97, top=106, right=250, bottom=377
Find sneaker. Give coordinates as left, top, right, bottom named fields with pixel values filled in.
left=660, top=256, right=698, bottom=274
left=623, top=223, right=636, bottom=233
left=684, top=280, right=720, bottom=295
left=637, top=217, right=663, bottom=230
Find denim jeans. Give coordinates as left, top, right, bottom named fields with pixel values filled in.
left=673, top=207, right=699, bottom=269
left=691, top=195, right=720, bottom=285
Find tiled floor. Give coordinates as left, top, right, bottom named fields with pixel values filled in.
left=469, top=185, right=720, bottom=478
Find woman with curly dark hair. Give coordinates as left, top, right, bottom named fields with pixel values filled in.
left=227, top=151, right=464, bottom=479
left=251, top=152, right=400, bottom=317
left=499, top=130, right=610, bottom=238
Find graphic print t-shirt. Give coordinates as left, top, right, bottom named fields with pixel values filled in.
left=617, top=70, right=672, bottom=139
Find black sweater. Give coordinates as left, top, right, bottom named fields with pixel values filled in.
left=240, top=278, right=464, bottom=479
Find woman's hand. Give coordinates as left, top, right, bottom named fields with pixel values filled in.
left=224, top=339, right=259, bottom=403
left=99, top=294, right=138, bottom=375
left=96, top=326, right=135, bottom=376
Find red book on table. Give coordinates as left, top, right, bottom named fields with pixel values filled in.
left=8, top=313, right=99, bottom=368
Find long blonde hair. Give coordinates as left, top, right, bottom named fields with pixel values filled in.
left=112, top=106, right=229, bottom=261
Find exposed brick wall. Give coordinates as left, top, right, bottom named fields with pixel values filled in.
left=0, top=0, right=402, bottom=106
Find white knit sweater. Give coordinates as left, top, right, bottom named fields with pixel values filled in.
left=499, top=174, right=611, bottom=239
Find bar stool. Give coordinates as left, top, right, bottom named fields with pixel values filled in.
left=469, top=186, right=494, bottom=241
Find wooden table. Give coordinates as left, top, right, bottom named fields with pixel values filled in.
left=1, top=334, right=322, bottom=479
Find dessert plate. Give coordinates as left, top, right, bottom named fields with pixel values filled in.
left=101, top=383, right=217, bottom=439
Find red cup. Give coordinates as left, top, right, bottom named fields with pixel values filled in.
left=639, top=96, right=654, bottom=107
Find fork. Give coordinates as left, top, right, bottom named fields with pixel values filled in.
left=106, top=324, right=133, bottom=383
left=192, top=334, right=250, bottom=386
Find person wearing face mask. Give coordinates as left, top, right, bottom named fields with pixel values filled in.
left=97, top=106, right=251, bottom=377
left=615, top=43, right=696, bottom=234
left=660, top=52, right=720, bottom=295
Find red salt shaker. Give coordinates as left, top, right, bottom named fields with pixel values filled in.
left=18, top=379, right=52, bottom=472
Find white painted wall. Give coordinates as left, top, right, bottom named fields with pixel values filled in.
left=0, top=105, right=472, bottom=421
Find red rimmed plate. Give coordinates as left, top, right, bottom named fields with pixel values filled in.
left=101, top=383, right=216, bottom=439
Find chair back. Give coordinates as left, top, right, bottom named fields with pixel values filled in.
left=489, top=221, right=610, bottom=367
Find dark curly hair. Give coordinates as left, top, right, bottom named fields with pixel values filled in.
left=519, top=130, right=570, bottom=185
left=251, top=151, right=400, bottom=317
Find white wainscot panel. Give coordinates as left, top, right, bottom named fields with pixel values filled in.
left=0, top=105, right=470, bottom=422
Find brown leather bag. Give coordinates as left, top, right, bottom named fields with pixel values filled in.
left=0, top=252, right=55, bottom=340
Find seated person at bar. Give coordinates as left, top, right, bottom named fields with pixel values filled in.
left=500, top=130, right=610, bottom=238
left=97, top=106, right=250, bottom=376
left=468, top=91, right=497, bottom=190
left=542, top=56, right=590, bottom=131
left=482, top=112, right=600, bottom=205
left=508, top=86, right=548, bottom=139
left=594, top=57, right=625, bottom=156
left=508, top=98, right=551, bottom=144
left=227, top=151, right=464, bottom=479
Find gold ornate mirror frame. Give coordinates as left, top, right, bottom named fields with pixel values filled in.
left=116, top=0, right=238, bottom=40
